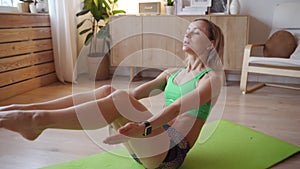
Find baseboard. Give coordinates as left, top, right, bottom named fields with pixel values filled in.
left=110, top=67, right=300, bottom=85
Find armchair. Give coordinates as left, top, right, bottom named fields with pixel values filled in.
left=240, top=2, right=300, bottom=94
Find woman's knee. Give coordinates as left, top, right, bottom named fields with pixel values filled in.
left=95, top=85, right=115, bottom=98
left=110, top=90, right=151, bottom=122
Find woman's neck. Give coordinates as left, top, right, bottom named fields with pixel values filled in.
left=186, top=54, right=206, bottom=72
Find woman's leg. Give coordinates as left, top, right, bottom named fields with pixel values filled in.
left=0, top=85, right=113, bottom=111
left=0, top=89, right=170, bottom=168
left=0, top=89, right=133, bottom=139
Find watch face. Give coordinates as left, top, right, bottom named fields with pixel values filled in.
left=144, top=125, right=152, bottom=136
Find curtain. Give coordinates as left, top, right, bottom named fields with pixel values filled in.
left=48, top=0, right=81, bottom=83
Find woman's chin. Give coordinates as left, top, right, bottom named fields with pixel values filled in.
left=182, top=47, right=193, bottom=54
left=182, top=46, right=189, bottom=52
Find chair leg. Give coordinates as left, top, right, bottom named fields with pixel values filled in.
left=240, top=69, right=265, bottom=94
left=240, top=67, right=249, bottom=94
left=247, top=83, right=265, bottom=93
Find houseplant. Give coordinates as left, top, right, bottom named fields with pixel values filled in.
left=76, top=0, right=125, bottom=80
left=165, top=0, right=174, bottom=15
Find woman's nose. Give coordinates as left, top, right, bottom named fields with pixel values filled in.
left=185, top=32, right=191, bottom=38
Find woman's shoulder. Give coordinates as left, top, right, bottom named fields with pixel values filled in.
left=163, top=68, right=181, bottom=77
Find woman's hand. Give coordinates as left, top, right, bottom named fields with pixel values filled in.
left=103, top=122, right=144, bottom=145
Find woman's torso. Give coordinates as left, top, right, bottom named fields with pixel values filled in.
left=164, top=68, right=212, bottom=147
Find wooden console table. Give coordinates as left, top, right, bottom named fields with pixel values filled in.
left=110, top=15, right=249, bottom=80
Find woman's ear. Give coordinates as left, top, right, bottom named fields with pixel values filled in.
left=211, top=40, right=216, bottom=47
left=207, top=41, right=216, bottom=50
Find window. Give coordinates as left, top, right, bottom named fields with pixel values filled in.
left=0, top=0, right=19, bottom=7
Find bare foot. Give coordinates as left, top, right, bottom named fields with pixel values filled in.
left=0, top=111, right=43, bottom=140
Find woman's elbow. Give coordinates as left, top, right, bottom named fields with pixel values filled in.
left=170, top=101, right=182, bottom=115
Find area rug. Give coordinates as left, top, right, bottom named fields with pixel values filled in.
left=41, top=120, right=300, bottom=169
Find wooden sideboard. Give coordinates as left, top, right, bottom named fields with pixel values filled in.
left=110, top=15, right=249, bottom=78
left=0, top=13, right=57, bottom=100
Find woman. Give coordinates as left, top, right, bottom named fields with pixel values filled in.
left=0, top=19, right=224, bottom=169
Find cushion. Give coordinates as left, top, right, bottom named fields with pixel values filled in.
left=263, top=30, right=297, bottom=58
left=249, top=56, right=300, bottom=67
left=291, top=40, right=300, bottom=60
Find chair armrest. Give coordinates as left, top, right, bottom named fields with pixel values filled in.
left=242, top=44, right=265, bottom=70
left=243, top=43, right=265, bottom=60
left=244, top=44, right=265, bottom=56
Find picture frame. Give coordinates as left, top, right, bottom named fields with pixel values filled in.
left=176, top=0, right=211, bottom=15
left=190, top=0, right=212, bottom=7
left=209, top=0, right=229, bottom=14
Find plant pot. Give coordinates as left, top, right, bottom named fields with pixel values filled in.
left=87, top=52, right=110, bottom=81
left=165, top=6, right=174, bottom=15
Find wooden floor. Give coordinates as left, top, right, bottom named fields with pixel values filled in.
left=0, top=75, right=299, bottom=169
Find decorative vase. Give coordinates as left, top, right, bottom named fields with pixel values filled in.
left=36, top=0, right=49, bottom=13
left=229, top=0, right=240, bottom=15
left=165, top=5, right=174, bottom=15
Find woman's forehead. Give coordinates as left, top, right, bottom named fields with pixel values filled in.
left=188, top=21, right=208, bottom=31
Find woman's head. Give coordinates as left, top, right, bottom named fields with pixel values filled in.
left=183, top=19, right=224, bottom=69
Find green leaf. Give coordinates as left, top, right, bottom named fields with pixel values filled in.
left=83, top=0, right=93, bottom=9
left=112, top=10, right=126, bottom=15
left=93, top=0, right=99, bottom=8
left=91, top=1, right=102, bottom=21
left=167, top=0, right=174, bottom=6
left=103, top=0, right=111, bottom=11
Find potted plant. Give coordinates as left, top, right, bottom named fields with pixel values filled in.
left=76, top=0, right=125, bottom=80
left=165, top=0, right=174, bottom=15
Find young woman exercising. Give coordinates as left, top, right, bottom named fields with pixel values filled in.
left=0, top=18, right=224, bottom=169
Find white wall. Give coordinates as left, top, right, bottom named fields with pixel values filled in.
left=118, top=0, right=299, bottom=44
left=239, top=0, right=299, bottom=44
left=117, top=0, right=167, bottom=14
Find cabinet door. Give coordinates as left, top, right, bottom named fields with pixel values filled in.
left=110, top=16, right=142, bottom=67
left=142, top=16, right=177, bottom=68
left=211, top=16, right=249, bottom=70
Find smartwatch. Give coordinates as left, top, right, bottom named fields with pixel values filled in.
left=142, top=121, right=152, bottom=136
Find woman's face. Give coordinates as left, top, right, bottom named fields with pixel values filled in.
left=182, top=20, right=212, bottom=57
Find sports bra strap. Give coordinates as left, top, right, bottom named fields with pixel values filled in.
left=194, top=68, right=213, bottom=80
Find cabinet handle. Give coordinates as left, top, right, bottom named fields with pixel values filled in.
left=144, top=6, right=153, bottom=10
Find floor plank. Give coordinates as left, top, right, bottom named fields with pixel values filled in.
left=0, top=76, right=299, bottom=169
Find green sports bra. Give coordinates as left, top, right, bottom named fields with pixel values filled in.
left=164, top=68, right=212, bottom=120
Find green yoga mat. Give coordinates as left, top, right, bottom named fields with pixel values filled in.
left=42, top=120, right=300, bottom=169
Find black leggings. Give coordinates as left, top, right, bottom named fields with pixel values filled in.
left=131, top=124, right=190, bottom=169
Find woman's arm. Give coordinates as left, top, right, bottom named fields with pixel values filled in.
left=147, top=74, right=221, bottom=129
left=130, top=69, right=177, bottom=100
left=104, top=73, right=222, bottom=144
